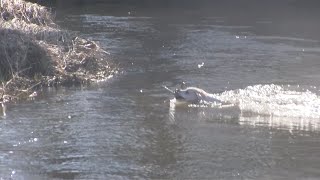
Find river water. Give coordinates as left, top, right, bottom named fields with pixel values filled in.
left=2, top=2, right=320, bottom=179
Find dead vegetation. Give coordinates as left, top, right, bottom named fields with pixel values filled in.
left=0, top=0, right=117, bottom=116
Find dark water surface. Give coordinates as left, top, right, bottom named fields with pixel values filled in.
left=2, top=2, right=320, bottom=179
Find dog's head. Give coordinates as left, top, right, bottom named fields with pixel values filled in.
left=174, top=87, right=205, bottom=103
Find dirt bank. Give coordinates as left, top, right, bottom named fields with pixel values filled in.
left=0, top=0, right=117, bottom=115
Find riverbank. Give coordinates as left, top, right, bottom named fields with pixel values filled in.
left=0, top=0, right=116, bottom=116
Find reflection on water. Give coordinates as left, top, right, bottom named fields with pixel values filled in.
left=169, top=96, right=320, bottom=133
left=2, top=1, right=320, bottom=179
left=239, top=115, right=320, bottom=133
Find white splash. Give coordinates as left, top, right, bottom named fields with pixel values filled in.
left=214, top=84, right=320, bottom=118
left=198, top=62, right=204, bottom=68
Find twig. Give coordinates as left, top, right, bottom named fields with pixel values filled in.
left=16, top=80, right=42, bottom=98
left=162, top=85, right=174, bottom=94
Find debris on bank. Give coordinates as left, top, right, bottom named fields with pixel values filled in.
left=0, top=0, right=117, bottom=116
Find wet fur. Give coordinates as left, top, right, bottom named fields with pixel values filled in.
left=174, top=87, right=221, bottom=104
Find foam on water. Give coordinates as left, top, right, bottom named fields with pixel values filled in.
left=213, top=84, right=320, bottom=118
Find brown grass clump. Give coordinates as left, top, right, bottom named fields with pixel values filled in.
left=0, top=28, right=52, bottom=80
left=0, top=0, right=117, bottom=116
left=0, top=0, right=54, bottom=26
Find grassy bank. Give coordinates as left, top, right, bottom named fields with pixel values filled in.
left=0, top=0, right=116, bottom=115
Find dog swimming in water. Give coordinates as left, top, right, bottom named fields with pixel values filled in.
left=174, top=87, right=222, bottom=104
left=163, top=82, right=223, bottom=105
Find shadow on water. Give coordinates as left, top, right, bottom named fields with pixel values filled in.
left=54, top=0, right=320, bottom=40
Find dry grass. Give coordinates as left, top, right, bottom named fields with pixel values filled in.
left=0, top=0, right=116, bottom=115
left=0, top=0, right=54, bottom=26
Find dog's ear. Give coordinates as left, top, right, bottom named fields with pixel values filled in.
left=180, top=82, right=186, bottom=89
